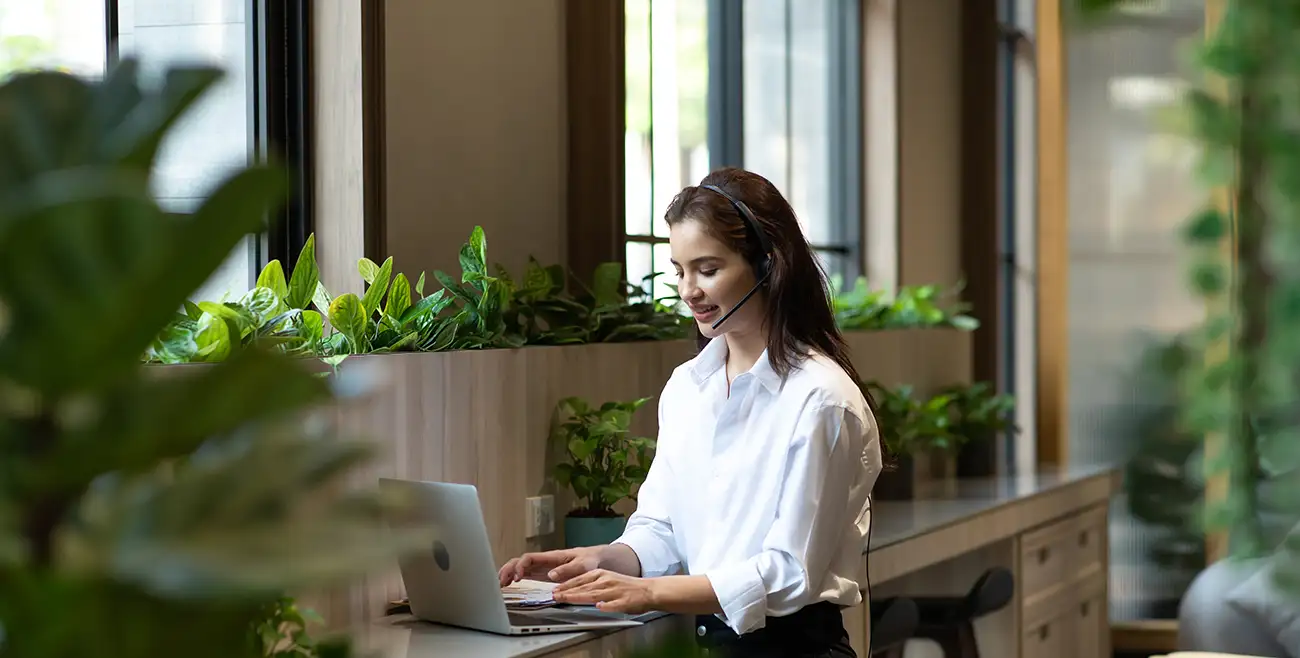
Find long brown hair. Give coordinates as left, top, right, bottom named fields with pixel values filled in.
left=664, top=167, right=884, bottom=452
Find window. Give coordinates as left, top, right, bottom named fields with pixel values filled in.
left=0, top=0, right=310, bottom=303
left=997, top=0, right=1039, bottom=479
left=624, top=0, right=861, bottom=299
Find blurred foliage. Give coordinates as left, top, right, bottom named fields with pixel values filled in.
left=0, top=60, right=430, bottom=657
left=1126, top=0, right=1300, bottom=595
left=832, top=277, right=979, bottom=332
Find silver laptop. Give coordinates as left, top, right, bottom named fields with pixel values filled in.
left=378, top=478, right=645, bottom=635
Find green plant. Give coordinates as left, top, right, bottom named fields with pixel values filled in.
left=940, top=381, right=1018, bottom=442
left=251, top=597, right=349, bottom=658
left=863, top=381, right=960, bottom=457
left=0, top=60, right=428, bottom=657
left=552, top=396, right=656, bottom=517
left=832, top=277, right=979, bottom=331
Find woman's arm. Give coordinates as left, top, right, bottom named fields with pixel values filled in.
left=609, top=395, right=683, bottom=577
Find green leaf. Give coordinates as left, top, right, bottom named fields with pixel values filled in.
left=193, top=313, right=233, bottom=363
left=299, top=310, right=324, bottom=346
left=459, top=226, right=488, bottom=279
left=358, top=257, right=380, bottom=285
left=239, top=286, right=286, bottom=326
left=416, top=271, right=426, bottom=296
left=592, top=262, right=625, bottom=307
left=328, top=293, right=369, bottom=354
left=385, top=273, right=412, bottom=324
left=287, top=234, right=319, bottom=310
left=360, top=256, right=394, bottom=318
left=312, top=280, right=333, bottom=314
left=257, top=260, right=290, bottom=302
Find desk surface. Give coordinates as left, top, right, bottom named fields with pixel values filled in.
left=870, top=464, right=1118, bottom=550
left=357, top=465, right=1120, bottom=658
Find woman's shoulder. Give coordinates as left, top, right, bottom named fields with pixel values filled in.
left=784, top=351, right=870, bottom=418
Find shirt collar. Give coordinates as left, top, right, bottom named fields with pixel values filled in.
left=688, top=337, right=785, bottom=393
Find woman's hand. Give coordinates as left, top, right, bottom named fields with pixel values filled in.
left=498, top=547, right=602, bottom=587
left=551, top=569, right=658, bottom=614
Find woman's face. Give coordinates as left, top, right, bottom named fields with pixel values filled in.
left=668, top=218, right=765, bottom=340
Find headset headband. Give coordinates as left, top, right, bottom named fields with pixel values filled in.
left=700, top=184, right=774, bottom=263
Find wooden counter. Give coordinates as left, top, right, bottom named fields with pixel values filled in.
left=353, top=466, right=1120, bottom=658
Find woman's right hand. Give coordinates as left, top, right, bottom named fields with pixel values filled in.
left=498, top=546, right=604, bottom=587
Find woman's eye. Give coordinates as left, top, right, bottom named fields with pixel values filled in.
left=700, top=269, right=718, bottom=277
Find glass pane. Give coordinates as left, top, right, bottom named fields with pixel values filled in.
left=814, top=249, right=846, bottom=284
left=625, top=241, right=654, bottom=299
left=1065, top=5, right=1205, bottom=623
left=742, top=0, right=789, bottom=194
left=0, top=0, right=106, bottom=81
left=789, top=0, right=833, bottom=244
left=651, top=242, right=677, bottom=301
left=649, top=0, right=709, bottom=239
left=625, top=0, right=653, bottom=237
left=119, top=0, right=253, bottom=302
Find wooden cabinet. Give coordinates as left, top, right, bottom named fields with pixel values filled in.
left=1019, top=504, right=1110, bottom=658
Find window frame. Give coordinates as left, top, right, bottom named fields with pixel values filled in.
left=102, top=0, right=313, bottom=277
left=623, top=0, right=864, bottom=283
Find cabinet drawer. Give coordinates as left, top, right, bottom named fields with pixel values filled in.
left=1022, top=612, right=1069, bottom=658
left=1070, top=506, right=1107, bottom=579
left=1020, top=519, right=1073, bottom=599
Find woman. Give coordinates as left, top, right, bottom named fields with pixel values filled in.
left=499, top=167, right=882, bottom=657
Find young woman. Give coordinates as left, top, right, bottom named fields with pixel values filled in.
left=499, top=167, right=882, bottom=657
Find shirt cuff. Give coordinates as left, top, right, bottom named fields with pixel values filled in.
left=612, top=527, right=676, bottom=577
left=705, top=559, right=768, bottom=635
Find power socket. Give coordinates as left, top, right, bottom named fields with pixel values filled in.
left=524, top=495, right=555, bottom=538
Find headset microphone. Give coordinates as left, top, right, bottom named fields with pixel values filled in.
left=710, top=269, right=770, bottom=330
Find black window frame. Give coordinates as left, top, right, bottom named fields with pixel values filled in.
left=103, top=0, right=313, bottom=276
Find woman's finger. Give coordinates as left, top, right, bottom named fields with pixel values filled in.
left=553, top=569, right=604, bottom=593
left=595, top=596, right=632, bottom=613
left=556, top=584, right=616, bottom=605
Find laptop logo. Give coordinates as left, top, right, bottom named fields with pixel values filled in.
left=432, top=540, right=451, bottom=571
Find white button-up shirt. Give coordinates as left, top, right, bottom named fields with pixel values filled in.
left=614, top=337, right=882, bottom=635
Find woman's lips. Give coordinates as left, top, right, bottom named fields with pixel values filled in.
left=692, top=305, right=720, bottom=322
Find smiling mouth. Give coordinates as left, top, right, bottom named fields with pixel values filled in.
left=691, top=305, right=720, bottom=321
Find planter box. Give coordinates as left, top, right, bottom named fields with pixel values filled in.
left=267, top=329, right=973, bottom=628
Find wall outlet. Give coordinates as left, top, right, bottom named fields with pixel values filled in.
left=524, top=495, right=555, bottom=538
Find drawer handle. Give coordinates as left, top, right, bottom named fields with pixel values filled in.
left=1079, top=531, right=1090, bottom=547
left=1037, top=546, right=1051, bottom=563
left=1038, top=624, right=1050, bottom=640
left=1081, top=601, right=1090, bottom=616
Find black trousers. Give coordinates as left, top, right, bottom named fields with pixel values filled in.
left=693, top=601, right=857, bottom=658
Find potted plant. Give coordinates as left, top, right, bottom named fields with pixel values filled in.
left=864, top=381, right=962, bottom=500
left=551, top=396, right=657, bottom=547
left=943, top=381, right=1018, bottom=478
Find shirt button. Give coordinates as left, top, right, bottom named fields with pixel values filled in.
left=697, top=625, right=707, bottom=637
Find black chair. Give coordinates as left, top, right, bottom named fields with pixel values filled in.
left=909, top=567, right=1015, bottom=658
left=869, top=597, right=918, bottom=658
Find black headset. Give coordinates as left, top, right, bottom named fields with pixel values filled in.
left=700, top=183, right=774, bottom=281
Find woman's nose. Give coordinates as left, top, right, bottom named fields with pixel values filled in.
left=678, top=278, right=703, bottom=302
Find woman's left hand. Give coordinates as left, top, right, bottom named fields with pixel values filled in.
left=552, top=569, right=658, bottom=614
